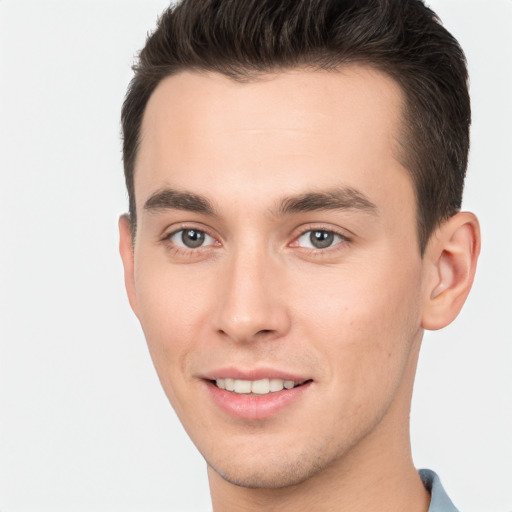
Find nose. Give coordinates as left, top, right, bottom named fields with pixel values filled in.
left=213, top=248, right=291, bottom=344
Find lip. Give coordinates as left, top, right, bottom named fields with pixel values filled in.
left=201, top=366, right=309, bottom=382
left=201, top=367, right=313, bottom=420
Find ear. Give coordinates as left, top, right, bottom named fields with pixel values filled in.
left=118, top=214, right=139, bottom=317
left=421, top=212, right=481, bottom=331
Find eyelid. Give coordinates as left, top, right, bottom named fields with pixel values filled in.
left=161, top=221, right=216, bottom=239
left=291, top=223, right=352, bottom=241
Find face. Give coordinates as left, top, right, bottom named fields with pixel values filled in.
left=121, top=67, right=429, bottom=488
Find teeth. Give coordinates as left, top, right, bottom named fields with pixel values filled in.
left=251, top=379, right=270, bottom=395
left=215, top=378, right=303, bottom=394
left=225, top=378, right=235, bottom=391
left=234, top=379, right=252, bottom=394
left=269, top=378, right=284, bottom=392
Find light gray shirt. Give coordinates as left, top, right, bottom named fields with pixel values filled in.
left=420, top=469, right=459, bottom=512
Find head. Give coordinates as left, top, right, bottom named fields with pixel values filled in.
left=119, top=0, right=479, bottom=495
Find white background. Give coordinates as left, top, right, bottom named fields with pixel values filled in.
left=0, top=1, right=510, bottom=511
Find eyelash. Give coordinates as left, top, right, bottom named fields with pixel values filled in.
left=161, top=226, right=351, bottom=256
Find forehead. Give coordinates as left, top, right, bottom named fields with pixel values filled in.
left=135, top=66, right=412, bottom=219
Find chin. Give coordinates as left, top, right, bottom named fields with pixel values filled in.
left=210, top=462, right=315, bottom=489
left=205, top=443, right=339, bottom=490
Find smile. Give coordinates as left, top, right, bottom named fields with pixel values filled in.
left=215, top=378, right=307, bottom=395
left=207, top=377, right=313, bottom=420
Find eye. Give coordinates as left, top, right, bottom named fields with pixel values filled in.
left=168, top=229, right=215, bottom=249
left=296, top=230, right=345, bottom=249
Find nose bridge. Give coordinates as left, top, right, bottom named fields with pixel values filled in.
left=215, top=240, right=289, bottom=343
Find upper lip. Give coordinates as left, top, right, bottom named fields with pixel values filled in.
left=200, top=366, right=311, bottom=382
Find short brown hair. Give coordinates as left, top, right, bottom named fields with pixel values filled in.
left=122, top=0, right=470, bottom=253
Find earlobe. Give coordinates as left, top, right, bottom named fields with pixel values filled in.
left=118, top=214, right=139, bottom=317
left=421, top=212, right=481, bottom=331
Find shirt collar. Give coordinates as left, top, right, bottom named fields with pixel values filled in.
left=420, top=469, right=459, bottom=512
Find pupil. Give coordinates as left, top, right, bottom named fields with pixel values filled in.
left=182, top=229, right=205, bottom=248
left=310, top=230, right=334, bottom=249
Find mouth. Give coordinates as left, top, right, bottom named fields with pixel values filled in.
left=205, top=375, right=313, bottom=420
left=212, top=377, right=311, bottom=395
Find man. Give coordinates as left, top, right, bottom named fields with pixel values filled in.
left=118, top=1, right=480, bottom=510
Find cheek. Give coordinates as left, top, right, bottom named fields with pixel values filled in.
left=293, top=258, right=423, bottom=388
left=133, top=258, right=215, bottom=395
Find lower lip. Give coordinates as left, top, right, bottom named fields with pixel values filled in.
left=205, top=380, right=312, bottom=420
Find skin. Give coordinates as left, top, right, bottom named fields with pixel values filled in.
left=119, top=67, right=480, bottom=511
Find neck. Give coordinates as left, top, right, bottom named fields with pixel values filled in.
left=208, top=338, right=430, bottom=512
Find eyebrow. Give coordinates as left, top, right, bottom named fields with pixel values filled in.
left=143, top=186, right=378, bottom=217
left=275, top=187, right=378, bottom=216
left=144, top=188, right=215, bottom=215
